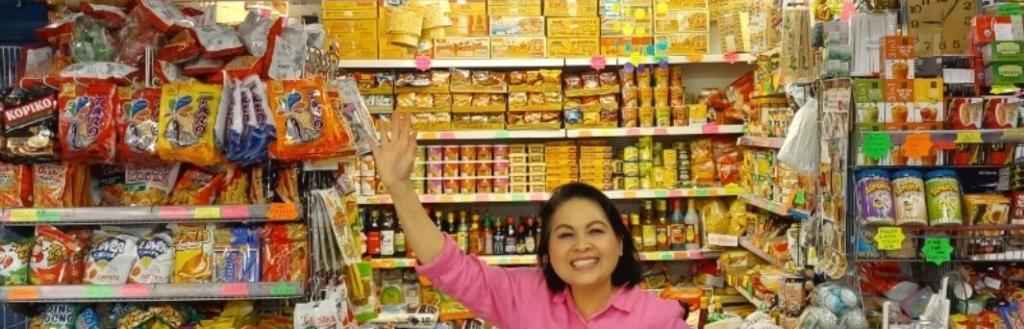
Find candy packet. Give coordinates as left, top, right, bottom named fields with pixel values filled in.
left=268, top=78, right=351, bottom=161
left=116, top=7, right=162, bottom=66
left=170, top=223, right=214, bottom=283
left=167, top=165, right=224, bottom=205
left=16, top=45, right=56, bottom=89
left=116, top=87, right=160, bottom=163
left=0, top=228, right=32, bottom=285
left=31, top=225, right=81, bottom=285
left=192, top=25, right=245, bottom=59
left=157, top=81, right=222, bottom=166
left=213, top=225, right=260, bottom=283
left=70, top=15, right=117, bottom=63
left=129, top=230, right=173, bottom=284
left=123, top=162, right=180, bottom=206
left=261, top=223, right=308, bottom=282
left=91, top=164, right=125, bottom=206
left=154, top=60, right=185, bottom=85
left=33, top=163, right=70, bottom=207
left=135, top=0, right=192, bottom=33
left=1, top=88, right=58, bottom=162
left=84, top=227, right=139, bottom=285
left=159, top=30, right=201, bottom=64
left=58, top=82, right=117, bottom=163
left=0, top=163, right=31, bottom=207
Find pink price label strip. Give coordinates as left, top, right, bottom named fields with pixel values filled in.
left=120, top=285, right=150, bottom=298
left=220, top=283, right=250, bottom=296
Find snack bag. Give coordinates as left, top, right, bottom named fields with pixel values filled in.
left=268, top=78, right=351, bottom=161
left=116, top=8, right=162, bottom=66
left=192, top=25, right=245, bottom=58
left=157, top=81, right=222, bottom=166
left=158, top=30, right=200, bottom=64
left=213, top=226, right=260, bottom=283
left=58, top=82, right=117, bottom=163
left=74, top=306, right=101, bottom=329
left=91, top=165, right=125, bottom=207
left=16, top=45, right=56, bottom=89
left=33, top=163, right=69, bottom=207
left=134, top=0, right=191, bottom=33
left=123, top=162, right=180, bottom=206
left=84, top=228, right=138, bottom=285
left=81, top=3, right=127, bottom=29
left=261, top=223, right=308, bottom=282
left=116, top=87, right=161, bottom=163
left=238, top=10, right=273, bottom=58
left=1, top=88, right=59, bottom=162
left=334, top=78, right=380, bottom=156
left=30, top=304, right=78, bottom=329
left=58, top=62, right=139, bottom=85
left=689, top=139, right=716, bottom=186
left=129, top=231, right=173, bottom=284
left=170, top=223, right=213, bottom=283
left=0, top=163, right=31, bottom=207
left=167, top=166, right=224, bottom=205
left=0, top=229, right=32, bottom=285
left=65, top=228, right=92, bottom=284
left=264, top=19, right=305, bottom=80
left=219, top=165, right=250, bottom=205
left=30, top=225, right=80, bottom=285
left=182, top=58, right=225, bottom=77
left=712, top=137, right=741, bottom=185
left=241, top=75, right=275, bottom=164
left=214, top=77, right=240, bottom=163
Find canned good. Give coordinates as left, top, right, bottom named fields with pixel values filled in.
left=415, top=146, right=427, bottom=161
left=511, top=164, right=529, bottom=175
left=639, top=146, right=652, bottom=162
left=639, top=161, right=653, bottom=177
left=427, top=163, right=444, bottom=178
left=623, top=162, right=639, bottom=177
left=460, top=145, right=477, bottom=161
left=444, top=145, right=460, bottom=161
left=528, top=153, right=545, bottom=163
left=529, top=183, right=546, bottom=193
left=640, top=176, right=652, bottom=189
left=527, top=143, right=545, bottom=154
left=477, top=178, right=493, bottom=193
left=508, top=144, right=525, bottom=155
left=444, top=163, right=460, bottom=177
left=443, top=178, right=460, bottom=194
left=477, top=145, right=493, bottom=160
left=925, top=170, right=963, bottom=225
left=663, top=149, right=678, bottom=166
left=855, top=170, right=895, bottom=226
left=413, top=162, right=426, bottom=178
left=613, top=176, right=625, bottom=190
left=510, top=183, right=529, bottom=193
left=460, top=178, right=476, bottom=194
left=624, top=177, right=640, bottom=190
left=623, top=146, right=638, bottom=161
left=494, top=161, right=510, bottom=176
left=494, top=145, right=510, bottom=160
left=510, top=174, right=528, bottom=184
left=427, top=178, right=444, bottom=194
left=412, top=179, right=425, bottom=195
left=476, top=162, right=493, bottom=177
left=427, top=146, right=444, bottom=162
left=460, top=162, right=476, bottom=177
left=612, top=160, right=623, bottom=174
left=493, top=178, right=509, bottom=193
left=891, top=170, right=928, bottom=226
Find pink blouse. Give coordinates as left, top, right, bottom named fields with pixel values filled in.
left=416, top=237, right=690, bottom=329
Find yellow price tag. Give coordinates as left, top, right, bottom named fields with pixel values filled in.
left=622, top=24, right=635, bottom=36
left=656, top=3, right=669, bottom=14
left=955, top=131, right=983, bottom=143
left=9, top=209, right=38, bottom=222
left=629, top=51, right=642, bottom=66
left=634, top=8, right=647, bottom=19
left=874, top=227, right=905, bottom=251
left=194, top=207, right=221, bottom=219
left=635, top=26, right=647, bottom=36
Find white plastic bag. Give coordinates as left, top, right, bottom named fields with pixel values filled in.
left=778, top=84, right=820, bottom=174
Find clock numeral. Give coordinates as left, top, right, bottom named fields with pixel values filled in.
left=910, top=4, right=922, bottom=14
left=963, top=0, right=974, bottom=10
left=953, top=40, right=962, bottom=50
left=939, top=41, right=947, bottom=50
left=910, top=20, right=920, bottom=28
left=965, top=16, right=972, bottom=26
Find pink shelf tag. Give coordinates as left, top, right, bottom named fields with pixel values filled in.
left=220, top=283, right=250, bottom=296
left=120, top=285, right=149, bottom=298
left=723, top=53, right=739, bottom=64
left=702, top=123, right=719, bottom=134
left=415, top=55, right=432, bottom=72
left=220, top=205, right=249, bottom=219
left=668, top=189, right=683, bottom=197
left=626, top=128, right=640, bottom=136
left=653, top=128, right=668, bottom=135
left=158, top=206, right=190, bottom=219
left=422, top=195, right=437, bottom=203
left=530, top=192, right=545, bottom=200
left=475, top=194, right=489, bottom=202
left=440, top=132, right=455, bottom=139
left=590, top=55, right=607, bottom=71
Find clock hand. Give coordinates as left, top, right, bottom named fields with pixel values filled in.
left=941, top=0, right=960, bottom=22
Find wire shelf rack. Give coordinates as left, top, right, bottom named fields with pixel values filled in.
left=858, top=225, right=1024, bottom=263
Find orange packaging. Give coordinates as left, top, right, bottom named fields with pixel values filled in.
left=58, top=82, right=117, bottom=163
left=268, top=78, right=353, bottom=161
left=65, top=228, right=92, bottom=284
left=171, top=223, right=214, bottom=283
left=32, top=163, right=69, bottom=207
left=30, top=225, right=81, bottom=285
left=116, top=87, right=161, bottom=163
left=261, top=224, right=309, bottom=282
left=881, top=36, right=915, bottom=60
left=0, top=163, right=31, bottom=207
left=167, top=166, right=225, bottom=205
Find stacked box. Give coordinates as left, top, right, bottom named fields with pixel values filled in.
left=653, top=1, right=709, bottom=56
left=912, top=78, right=945, bottom=130
left=325, top=19, right=379, bottom=59
left=981, top=41, right=1024, bottom=86
left=527, top=143, right=546, bottom=192
left=378, top=6, right=422, bottom=59
left=600, top=0, right=654, bottom=56
left=322, top=0, right=378, bottom=19
left=715, top=11, right=748, bottom=54
left=579, top=141, right=614, bottom=190
left=546, top=2, right=599, bottom=57
left=509, top=144, right=529, bottom=193
left=546, top=142, right=580, bottom=190
left=447, top=0, right=490, bottom=36
left=883, top=79, right=914, bottom=131
left=492, top=37, right=547, bottom=58
left=434, top=37, right=492, bottom=59
left=488, top=0, right=542, bottom=16
left=882, top=36, right=916, bottom=79
left=853, top=79, right=885, bottom=131
left=546, top=0, right=599, bottom=16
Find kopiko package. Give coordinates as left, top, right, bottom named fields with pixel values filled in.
left=123, top=162, right=180, bottom=206
left=261, top=223, right=308, bottom=282
left=116, top=87, right=161, bottom=163
left=129, top=230, right=173, bottom=284
left=58, top=82, right=117, bottom=163
left=0, top=229, right=32, bottom=285
left=268, top=78, right=352, bottom=161
left=214, top=226, right=260, bottom=283
left=170, top=223, right=214, bottom=283
left=0, top=163, right=31, bottom=207
left=167, top=165, right=224, bottom=205
left=1, top=88, right=58, bottom=162
left=134, top=0, right=192, bottom=33
left=91, top=165, right=125, bottom=207
left=157, top=81, right=222, bottom=166
left=85, top=228, right=139, bottom=285
left=30, top=225, right=81, bottom=285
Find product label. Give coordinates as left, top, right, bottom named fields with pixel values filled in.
left=381, top=231, right=394, bottom=256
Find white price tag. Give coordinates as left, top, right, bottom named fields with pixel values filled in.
left=707, top=234, right=739, bottom=247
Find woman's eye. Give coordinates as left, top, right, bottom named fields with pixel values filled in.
left=589, top=229, right=605, bottom=235
left=557, top=232, right=573, bottom=239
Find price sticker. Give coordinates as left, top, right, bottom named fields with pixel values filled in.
left=7, top=286, right=38, bottom=300
left=723, top=53, right=740, bottom=64
left=795, top=191, right=806, bottom=205
left=634, top=8, right=647, bottom=19
left=120, top=285, right=149, bottom=298
left=695, top=189, right=710, bottom=197
left=654, top=190, right=668, bottom=198
left=862, top=132, right=892, bottom=160
left=495, top=130, right=510, bottom=138
left=902, top=133, right=933, bottom=158
left=590, top=55, right=607, bottom=71
left=840, top=0, right=855, bottom=22
left=702, top=123, right=719, bottom=134
left=874, top=227, right=905, bottom=251
left=414, top=55, right=431, bottom=72
left=922, top=236, right=954, bottom=265
left=629, top=51, right=643, bottom=66
left=684, top=53, right=704, bottom=63
left=220, top=283, right=250, bottom=296
left=955, top=131, right=983, bottom=143
left=623, top=190, right=638, bottom=199
left=84, top=285, right=115, bottom=299
left=9, top=209, right=39, bottom=222
left=193, top=207, right=221, bottom=219
left=269, top=283, right=298, bottom=296
left=707, top=233, right=739, bottom=247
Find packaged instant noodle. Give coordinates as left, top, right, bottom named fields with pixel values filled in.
left=91, top=165, right=125, bottom=206
left=129, top=230, right=173, bottom=284
left=0, top=163, right=31, bottom=207
left=84, top=228, right=138, bottom=285
left=123, top=162, right=180, bottom=206
left=30, top=225, right=81, bottom=285
left=167, top=166, right=224, bottom=205
left=116, top=87, right=160, bottom=163
left=261, top=223, right=308, bottom=282
left=213, top=225, right=260, bottom=283
left=157, top=81, right=222, bottom=166
left=170, top=223, right=213, bottom=283
left=267, top=78, right=351, bottom=161
left=0, top=229, right=32, bottom=285
left=58, top=82, right=117, bottom=163
left=2, top=87, right=59, bottom=162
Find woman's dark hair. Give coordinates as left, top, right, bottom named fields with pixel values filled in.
left=536, top=182, right=643, bottom=292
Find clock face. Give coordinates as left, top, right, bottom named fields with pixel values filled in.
left=907, top=0, right=976, bottom=55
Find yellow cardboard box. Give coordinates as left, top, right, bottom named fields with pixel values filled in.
left=601, top=16, right=653, bottom=37
left=490, top=16, right=546, bottom=37
left=434, top=37, right=491, bottom=59
left=323, top=19, right=377, bottom=35
left=322, top=0, right=378, bottom=19
left=654, top=33, right=708, bottom=55
left=600, top=36, right=653, bottom=56
left=448, top=14, right=490, bottom=36
left=547, top=38, right=600, bottom=57
left=449, top=0, right=487, bottom=14
left=491, top=37, right=547, bottom=58
left=654, top=10, right=709, bottom=33
left=378, top=17, right=421, bottom=59
left=545, top=0, right=599, bottom=16
left=547, top=17, right=601, bottom=38
left=488, top=0, right=542, bottom=16
left=653, top=0, right=708, bottom=9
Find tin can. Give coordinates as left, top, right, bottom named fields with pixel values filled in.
left=623, top=162, right=639, bottom=177
left=477, top=178, right=493, bottom=193
left=460, top=178, right=476, bottom=194
left=494, top=161, right=510, bottom=176
left=415, top=146, right=427, bottom=162
left=477, top=145, right=493, bottom=160
left=427, top=178, right=444, bottom=194
left=444, top=145, right=460, bottom=161
left=412, top=179, right=425, bottom=195
left=925, top=170, right=963, bottom=225
left=493, top=145, right=510, bottom=160
left=427, top=146, right=444, bottom=162
left=413, top=162, right=426, bottom=178
left=493, top=178, right=509, bottom=193
left=891, top=170, right=928, bottom=226
left=443, top=178, right=460, bottom=194
left=427, top=163, right=444, bottom=178
left=444, top=163, right=460, bottom=177
left=856, top=169, right=895, bottom=226
left=460, top=145, right=477, bottom=161
left=625, top=177, right=640, bottom=190
left=460, top=162, right=476, bottom=177
left=476, top=162, right=493, bottom=177
left=623, top=146, right=638, bottom=161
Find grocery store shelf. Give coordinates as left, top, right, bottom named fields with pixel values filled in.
left=0, top=282, right=303, bottom=302
left=617, top=54, right=757, bottom=65
left=0, top=203, right=302, bottom=225
left=566, top=124, right=744, bottom=138
left=860, top=128, right=1024, bottom=146
left=737, top=136, right=785, bottom=149
left=738, top=194, right=810, bottom=219
left=369, top=250, right=719, bottom=268
left=338, top=55, right=756, bottom=69
left=739, top=239, right=787, bottom=268
left=732, top=285, right=770, bottom=309
left=417, top=129, right=565, bottom=140
left=358, top=187, right=743, bottom=204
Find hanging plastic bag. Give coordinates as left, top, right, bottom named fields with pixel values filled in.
left=80, top=3, right=128, bottom=28
left=264, top=19, right=305, bottom=80
left=17, top=45, right=55, bottom=89
left=58, top=82, right=117, bottom=163
left=128, top=230, right=173, bottom=284
left=157, top=81, right=222, bottom=166
left=238, top=10, right=273, bottom=58
left=334, top=78, right=380, bottom=156
left=31, top=225, right=81, bottom=285
left=33, top=163, right=70, bottom=207
left=59, top=62, right=139, bottom=85
left=0, top=163, right=31, bottom=207
left=70, top=16, right=118, bottom=63
left=182, top=58, right=225, bottom=77
left=159, top=30, right=201, bottom=64
left=241, top=75, right=275, bottom=164
left=777, top=85, right=820, bottom=174
left=116, top=87, right=161, bottom=163
left=214, top=75, right=235, bottom=161
left=267, top=78, right=350, bottom=161
left=117, top=7, right=162, bottom=66
left=134, top=0, right=192, bottom=33
left=192, top=25, right=245, bottom=59
left=155, top=60, right=184, bottom=84
left=84, top=227, right=139, bottom=285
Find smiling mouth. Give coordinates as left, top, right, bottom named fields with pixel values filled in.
left=570, top=258, right=599, bottom=271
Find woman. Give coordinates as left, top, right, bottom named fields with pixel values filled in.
left=371, top=113, right=689, bottom=328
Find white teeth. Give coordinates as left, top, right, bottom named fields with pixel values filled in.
left=571, top=258, right=598, bottom=268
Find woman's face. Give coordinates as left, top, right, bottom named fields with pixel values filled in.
left=547, top=198, right=622, bottom=290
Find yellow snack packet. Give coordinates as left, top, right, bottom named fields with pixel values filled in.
left=157, top=81, right=222, bottom=166
left=170, top=223, right=213, bottom=283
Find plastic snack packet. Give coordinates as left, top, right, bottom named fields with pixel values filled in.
left=218, top=165, right=250, bottom=205
left=157, top=81, right=222, bottom=166
left=33, top=163, right=69, bottom=207
left=58, top=82, right=117, bottom=163
left=241, top=75, right=275, bottom=164
left=84, top=227, right=139, bottom=285
left=261, top=223, right=308, bottom=282
left=182, top=57, right=225, bottom=77
left=134, top=0, right=192, bottom=33
left=192, top=25, right=245, bottom=59
left=1, top=88, right=59, bottom=163
left=170, top=223, right=214, bottom=283
left=0, top=163, right=31, bottom=207
left=32, top=304, right=78, bottom=329
left=264, top=19, right=304, bottom=80
left=335, top=78, right=381, bottom=155
left=16, top=45, right=56, bottom=89
left=70, top=16, right=117, bottom=63
left=30, top=225, right=81, bottom=285
left=91, top=165, right=125, bottom=206
left=58, top=62, right=139, bottom=85
left=167, top=166, right=224, bottom=205
left=0, top=228, right=32, bottom=285
left=213, top=225, right=260, bottom=283
left=116, top=87, right=161, bottom=163
left=159, top=30, right=201, bottom=64
left=75, top=306, right=102, bottom=329
left=268, top=78, right=351, bottom=161
left=65, top=227, right=92, bottom=284
left=238, top=10, right=273, bottom=58
left=128, top=230, right=173, bottom=284
left=154, top=60, right=184, bottom=84
left=123, top=162, right=180, bottom=206
left=117, top=7, right=162, bottom=66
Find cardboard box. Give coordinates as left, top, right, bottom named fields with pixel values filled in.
left=322, top=0, right=378, bottom=19
left=654, top=0, right=708, bottom=9
left=379, top=18, right=422, bottom=59
left=853, top=79, right=884, bottom=128
left=491, top=37, right=547, bottom=58
left=884, top=79, right=915, bottom=102
left=323, top=19, right=377, bottom=35
left=548, top=38, right=600, bottom=57
left=449, top=0, right=487, bottom=14
left=654, top=10, right=709, bottom=33
left=434, top=37, right=491, bottom=59
left=884, top=59, right=915, bottom=79
left=971, top=16, right=1017, bottom=46
left=490, top=16, right=546, bottom=36
left=986, top=62, right=1024, bottom=86
left=488, top=0, right=542, bottom=16
left=912, top=78, right=944, bottom=129
left=547, top=17, right=601, bottom=38
left=654, top=33, right=708, bottom=55
left=601, top=16, right=653, bottom=37
left=447, top=14, right=490, bottom=36
left=884, top=79, right=914, bottom=129
left=982, top=41, right=1024, bottom=64
left=600, top=36, right=653, bottom=56
left=330, top=20, right=379, bottom=59
left=545, top=0, right=599, bottom=16
left=881, top=36, right=915, bottom=59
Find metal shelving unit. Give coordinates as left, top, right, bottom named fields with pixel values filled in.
left=0, top=282, right=304, bottom=303
left=0, top=203, right=302, bottom=225
left=359, top=186, right=744, bottom=204
left=370, top=250, right=721, bottom=269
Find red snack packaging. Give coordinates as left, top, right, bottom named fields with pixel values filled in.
left=30, top=225, right=81, bottom=285
left=208, top=56, right=261, bottom=84
left=0, top=163, right=32, bottom=207
left=35, top=13, right=79, bottom=43
left=1011, top=190, right=1024, bottom=225
left=182, top=58, right=224, bottom=77
left=947, top=97, right=984, bottom=129
left=167, top=166, right=225, bottom=205
left=17, top=44, right=55, bottom=88
left=159, top=30, right=201, bottom=64
left=65, top=228, right=92, bottom=284
left=261, top=223, right=308, bottom=282
left=267, top=78, right=354, bottom=160
left=116, top=87, right=161, bottom=163
left=58, top=82, right=117, bottom=163
left=81, top=3, right=128, bottom=28
left=134, top=0, right=191, bottom=33
left=263, top=19, right=305, bottom=80
left=985, top=143, right=1011, bottom=166
left=983, top=97, right=1020, bottom=129
left=33, top=163, right=69, bottom=207
left=116, top=8, right=162, bottom=66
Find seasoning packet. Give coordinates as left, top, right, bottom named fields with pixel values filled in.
left=123, top=162, right=180, bottom=206
left=170, top=223, right=213, bottom=283
left=84, top=227, right=139, bottom=285
left=157, top=81, right=222, bottom=166
left=261, top=223, right=308, bottom=282
left=2, top=88, right=58, bottom=162
left=213, top=225, right=260, bottom=283
left=0, top=163, right=31, bottom=207
left=128, top=230, right=173, bottom=284
left=0, top=229, right=32, bottom=285
left=30, top=225, right=81, bottom=285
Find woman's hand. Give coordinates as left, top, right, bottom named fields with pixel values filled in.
left=370, top=113, right=418, bottom=188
